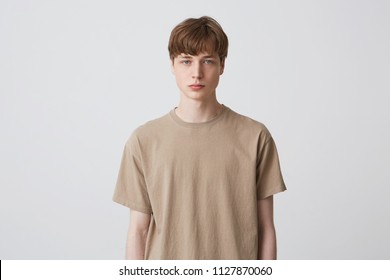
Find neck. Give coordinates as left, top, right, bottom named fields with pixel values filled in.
left=175, top=98, right=223, bottom=123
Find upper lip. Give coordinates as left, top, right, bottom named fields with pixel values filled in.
left=189, top=84, right=205, bottom=87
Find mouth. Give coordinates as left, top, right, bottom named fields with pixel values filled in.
left=189, top=84, right=205, bottom=90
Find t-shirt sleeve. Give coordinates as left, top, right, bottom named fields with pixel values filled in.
left=256, top=133, right=287, bottom=200
left=112, top=131, right=153, bottom=214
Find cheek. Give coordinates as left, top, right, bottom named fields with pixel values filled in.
left=175, top=73, right=188, bottom=87
left=209, top=70, right=221, bottom=81
left=174, top=68, right=188, bottom=78
left=176, top=72, right=187, bottom=81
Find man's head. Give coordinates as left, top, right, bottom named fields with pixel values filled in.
left=168, top=16, right=229, bottom=64
left=169, top=16, right=229, bottom=101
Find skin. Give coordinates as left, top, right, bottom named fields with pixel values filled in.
left=257, top=196, right=277, bottom=259
left=171, top=52, right=225, bottom=123
left=125, top=52, right=277, bottom=260
left=126, top=210, right=150, bottom=259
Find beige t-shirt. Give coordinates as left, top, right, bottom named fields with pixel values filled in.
left=113, top=104, right=286, bottom=259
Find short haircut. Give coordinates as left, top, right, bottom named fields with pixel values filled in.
left=168, top=16, right=229, bottom=62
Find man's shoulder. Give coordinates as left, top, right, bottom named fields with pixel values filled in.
left=226, top=106, right=271, bottom=137
left=126, top=111, right=171, bottom=142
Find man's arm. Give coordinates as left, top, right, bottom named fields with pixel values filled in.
left=257, top=195, right=277, bottom=260
left=125, top=209, right=151, bottom=260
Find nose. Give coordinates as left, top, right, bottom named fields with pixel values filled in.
left=191, top=62, right=203, bottom=79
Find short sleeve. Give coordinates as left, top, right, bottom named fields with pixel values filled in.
left=112, top=132, right=153, bottom=214
left=256, top=135, right=287, bottom=200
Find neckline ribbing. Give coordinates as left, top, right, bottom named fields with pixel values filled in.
left=169, top=104, right=228, bottom=128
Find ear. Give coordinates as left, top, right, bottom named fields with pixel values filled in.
left=219, top=59, right=225, bottom=75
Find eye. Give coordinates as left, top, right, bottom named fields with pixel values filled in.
left=204, top=59, right=214, bottom=65
left=181, top=60, right=191, bottom=65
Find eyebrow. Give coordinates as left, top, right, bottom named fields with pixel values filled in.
left=201, top=55, right=216, bottom=59
left=178, top=55, right=216, bottom=59
left=179, top=55, right=193, bottom=59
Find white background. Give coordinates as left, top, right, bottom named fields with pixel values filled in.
left=1, top=0, right=389, bottom=259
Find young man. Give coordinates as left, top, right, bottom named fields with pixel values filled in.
left=113, top=16, right=286, bottom=260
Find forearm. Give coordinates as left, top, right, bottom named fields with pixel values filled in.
left=126, top=228, right=148, bottom=260
left=258, top=226, right=277, bottom=260
left=125, top=210, right=151, bottom=260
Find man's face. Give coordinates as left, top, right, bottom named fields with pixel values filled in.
left=171, top=52, right=224, bottom=101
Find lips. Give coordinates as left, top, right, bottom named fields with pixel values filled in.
left=189, top=84, right=205, bottom=90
